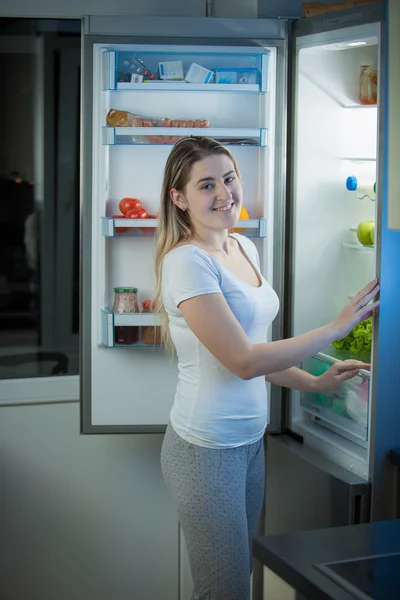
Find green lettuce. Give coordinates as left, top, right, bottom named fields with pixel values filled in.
left=332, top=317, right=372, bottom=354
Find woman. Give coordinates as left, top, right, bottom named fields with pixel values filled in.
left=155, top=137, right=379, bottom=600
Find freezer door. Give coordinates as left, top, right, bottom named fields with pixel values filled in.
left=264, top=434, right=370, bottom=536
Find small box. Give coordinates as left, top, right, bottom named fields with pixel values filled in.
left=158, top=61, right=184, bottom=80
left=185, top=63, right=214, bottom=84
left=130, top=73, right=143, bottom=83
left=213, top=68, right=259, bottom=85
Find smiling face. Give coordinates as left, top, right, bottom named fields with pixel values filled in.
left=170, top=153, right=243, bottom=236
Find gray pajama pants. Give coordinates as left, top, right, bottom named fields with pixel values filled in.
left=161, top=423, right=265, bottom=600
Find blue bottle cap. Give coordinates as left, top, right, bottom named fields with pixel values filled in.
left=346, top=176, right=358, bottom=191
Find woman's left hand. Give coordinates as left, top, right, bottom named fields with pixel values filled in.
left=313, top=360, right=370, bottom=393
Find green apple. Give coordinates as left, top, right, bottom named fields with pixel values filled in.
left=357, top=221, right=374, bottom=246
left=369, top=223, right=375, bottom=244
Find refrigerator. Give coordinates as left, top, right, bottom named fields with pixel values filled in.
left=80, top=2, right=400, bottom=598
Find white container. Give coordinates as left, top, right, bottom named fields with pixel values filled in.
left=346, top=175, right=376, bottom=200
left=185, top=62, right=214, bottom=84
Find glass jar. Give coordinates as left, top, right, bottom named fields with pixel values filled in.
left=141, top=300, right=162, bottom=346
left=359, top=65, right=377, bottom=105
left=112, top=287, right=139, bottom=345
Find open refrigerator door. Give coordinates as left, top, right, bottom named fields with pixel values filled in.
left=261, top=15, right=391, bottom=586
left=80, top=16, right=286, bottom=433
left=288, top=18, right=381, bottom=479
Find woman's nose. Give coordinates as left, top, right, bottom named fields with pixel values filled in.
left=216, top=183, right=232, bottom=201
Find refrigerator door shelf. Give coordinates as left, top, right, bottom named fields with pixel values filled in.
left=300, top=354, right=370, bottom=442
left=102, top=126, right=268, bottom=147
left=114, top=82, right=260, bottom=92
left=101, top=308, right=163, bottom=348
left=103, top=50, right=268, bottom=93
left=101, top=217, right=267, bottom=238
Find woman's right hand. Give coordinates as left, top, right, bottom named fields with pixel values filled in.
left=329, top=278, right=380, bottom=341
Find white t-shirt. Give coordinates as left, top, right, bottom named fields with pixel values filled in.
left=162, top=233, right=280, bottom=448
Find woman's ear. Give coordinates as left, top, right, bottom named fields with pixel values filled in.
left=170, top=188, right=187, bottom=211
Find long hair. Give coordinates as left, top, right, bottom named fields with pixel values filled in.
left=154, top=136, right=240, bottom=352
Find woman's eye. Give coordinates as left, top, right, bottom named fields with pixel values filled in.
left=225, top=177, right=234, bottom=184
left=202, top=183, right=213, bottom=190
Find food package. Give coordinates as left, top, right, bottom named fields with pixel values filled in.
left=106, top=108, right=210, bottom=129
left=344, top=377, right=369, bottom=427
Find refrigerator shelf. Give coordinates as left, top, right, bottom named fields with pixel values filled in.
left=103, top=50, right=269, bottom=93
left=300, top=398, right=367, bottom=441
left=300, top=354, right=370, bottom=442
left=341, top=157, right=377, bottom=162
left=101, top=308, right=163, bottom=348
left=114, top=82, right=260, bottom=92
left=342, top=242, right=374, bottom=251
left=101, top=217, right=267, bottom=238
left=102, top=126, right=268, bottom=147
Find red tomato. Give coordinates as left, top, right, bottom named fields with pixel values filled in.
left=119, top=197, right=142, bottom=215
left=112, top=215, right=129, bottom=234
left=125, top=207, right=148, bottom=219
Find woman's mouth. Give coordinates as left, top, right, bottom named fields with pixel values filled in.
left=213, top=201, right=234, bottom=212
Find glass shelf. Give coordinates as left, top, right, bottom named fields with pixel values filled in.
left=342, top=242, right=374, bottom=252
left=101, top=217, right=267, bottom=238
left=103, top=50, right=269, bottom=92
left=341, top=157, right=376, bottom=162
left=344, top=104, right=377, bottom=109
left=300, top=354, right=370, bottom=441
left=319, top=345, right=371, bottom=365
left=101, top=308, right=163, bottom=348
left=102, top=126, right=267, bottom=147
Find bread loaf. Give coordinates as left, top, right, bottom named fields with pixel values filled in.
left=107, top=109, right=210, bottom=129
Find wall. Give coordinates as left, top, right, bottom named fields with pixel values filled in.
left=257, top=0, right=331, bottom=18
left=0, top=0, right=205, bottom=18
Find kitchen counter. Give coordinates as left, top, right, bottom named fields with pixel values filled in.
left=253, top=519, right=400, bottom=600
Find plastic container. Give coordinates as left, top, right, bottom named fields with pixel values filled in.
left=346, top=176, right=376, bottom=200
left=359, top=65, right=377, bottom=105
left=112, top=287, right=139, bottom=345
left=141, top=300, right=162, bottom=345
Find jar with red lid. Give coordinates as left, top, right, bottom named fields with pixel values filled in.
left=141, top=300, right=162, bottom=345
left=359, top=65, right=377, bottom=105
left=112, top=287, right=139, bottom=345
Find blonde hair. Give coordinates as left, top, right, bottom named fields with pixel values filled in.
left=154, top=136, right=240, bottom=352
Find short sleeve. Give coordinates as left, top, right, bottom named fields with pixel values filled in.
left=162, top=246, right=222, bottom=308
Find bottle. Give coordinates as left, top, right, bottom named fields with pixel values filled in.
left=112, top=287, right=139, bottom=345
left=141, top=300, right=162, bottom=346
left=359, top=65, right=377, bottom=105
left=346, top=176, right=376, bottom=201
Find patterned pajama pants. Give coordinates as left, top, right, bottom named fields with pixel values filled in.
left=161, top=423, right=265, bottom=600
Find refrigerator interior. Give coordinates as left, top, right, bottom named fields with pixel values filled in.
left=289, top=24, right=380, bottom=478
left=89, top=43, right=277, bottom=428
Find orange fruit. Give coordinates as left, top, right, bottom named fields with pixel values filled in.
left=229, top=205, right=249, bottom=233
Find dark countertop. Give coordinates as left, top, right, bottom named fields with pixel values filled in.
left=253, top=519, right=400, bottom=600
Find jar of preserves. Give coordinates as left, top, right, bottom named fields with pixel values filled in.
left=359, top=65, right=377, bottom=105
left=141, top=300, right=162, bottom=346
left=112, top=287, right=139, bottom=345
